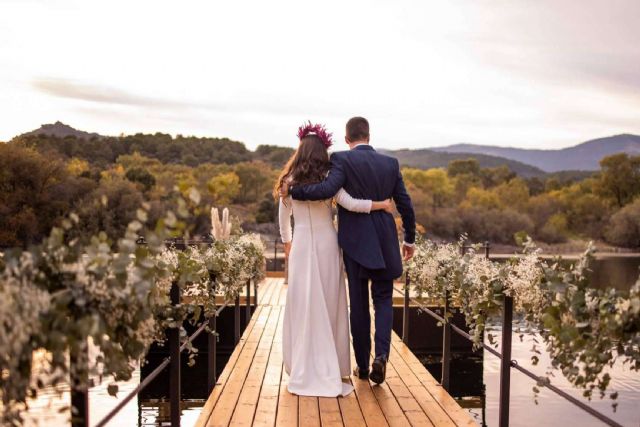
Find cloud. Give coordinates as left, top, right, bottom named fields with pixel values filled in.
left=32, top=77, right=203, bottom=110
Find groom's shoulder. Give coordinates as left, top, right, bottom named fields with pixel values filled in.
left=374, top=150, right=400, bottom=167
left=329, top=150, right=348, bottom=160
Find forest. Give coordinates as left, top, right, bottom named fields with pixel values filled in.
left=1, top=132, right=639, bottom=249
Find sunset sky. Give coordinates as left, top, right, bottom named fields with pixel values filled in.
left=1, top=0, right=639, bottom=150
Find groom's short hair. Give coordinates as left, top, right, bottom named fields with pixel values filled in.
left=346, top=117, right=369, bottom=142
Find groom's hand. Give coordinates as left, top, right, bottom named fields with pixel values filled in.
left=402, top=244, right=415, bottom=261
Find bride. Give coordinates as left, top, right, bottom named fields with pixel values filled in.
left=275, top=122, right=392, bottom=397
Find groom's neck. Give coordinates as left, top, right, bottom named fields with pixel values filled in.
left=348, top=140, right=369, bottom=150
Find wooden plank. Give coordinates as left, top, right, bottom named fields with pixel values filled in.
left=387, top=348, right=456, bottom=427
left=229, top=306, right=282, bottom=426
left=194, top=302, right=267, bottom=427
left=252, top=308, right=286, bottom=427
left=349, top=350, right=390, bottom=427
left=276, top=282, right=288, bottom=306
left=336, top=379, right=366, bottom=427
left=390, top=335, right=477, bottom=427
left=298, top=396, right=321, bottom=427
left=198, top=279, right=477, bottom=427
left=275, top=370, right=298, bottom=427
left=260, top=278, right=278, bottom=305
left=318, top=397, right=344, bottom=427
left=267, top=279, right=282, bottom=306
left=204, top=306, right=274, bottom=427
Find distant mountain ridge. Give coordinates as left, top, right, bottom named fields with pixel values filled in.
left=22, top=121, right=105, bottom=140
left=380, top=148, right=547, bottom=177
left=16, top=122, right=640, bottom=174
left=430, top=134, right=640, bottom=172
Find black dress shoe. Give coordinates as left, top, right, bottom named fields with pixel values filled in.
left=370, top=356, right=387, bottom=384
left=353, top=366, right=369, bottom=379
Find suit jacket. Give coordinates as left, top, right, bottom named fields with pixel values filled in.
left=290, top=145, right=416, bottom=280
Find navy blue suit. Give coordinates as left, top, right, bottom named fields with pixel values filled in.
left=290, top=145, right=416, bottom=369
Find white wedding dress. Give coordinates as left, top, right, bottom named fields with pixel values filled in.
left=279, top=189, right=372, bottom=397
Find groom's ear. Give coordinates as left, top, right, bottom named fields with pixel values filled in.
left=345, top=136, right=351, bottom=145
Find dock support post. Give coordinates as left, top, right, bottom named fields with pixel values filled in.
left=207, top=274, right=217, bottom=393
left=402, top=276, right=410, bottom=344
left=441, top=289, right=451, bottom=391
left=168, top=281, right=181, bottom=427
left=499, top=295, right=513, bottom=427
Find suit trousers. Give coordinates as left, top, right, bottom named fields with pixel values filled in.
left=343, top=252, right=394, bottom=370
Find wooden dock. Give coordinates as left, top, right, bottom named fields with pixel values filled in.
left=195, top=278, right=478, bottom=427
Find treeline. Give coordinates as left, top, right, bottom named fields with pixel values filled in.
left=405, top=156, right=640, bottom=247
left=1, top=133, right=639, bottom=249
left=0, top=134, right=294, bottom=247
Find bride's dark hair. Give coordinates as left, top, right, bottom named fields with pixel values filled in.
left=273, top=134, right=330, bottom=200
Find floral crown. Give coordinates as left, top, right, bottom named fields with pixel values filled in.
left=297, top=121, right=333, bottom=149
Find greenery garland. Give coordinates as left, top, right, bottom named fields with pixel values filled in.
left=0, top=190, right=265, bottom=426
left=406, top=237, right=639, bottom=403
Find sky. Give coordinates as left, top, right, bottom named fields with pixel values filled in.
left=1, top=0, right=639, bottom=150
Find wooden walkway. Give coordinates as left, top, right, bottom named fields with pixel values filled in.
left=195, top=278, right=478, bottom=427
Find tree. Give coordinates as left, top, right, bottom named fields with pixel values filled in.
left=0, top=144, right=92, bottom=247
left=494, top=178, right=530, bottom=210
left=481, top=166, right=516, bottom=188
left=447, top=158, right=481, bottom=178
left=255, top=145, right=295, bottom=167
left=597, top=153, right=640, bottom=207
left=255, top=194, right=277, bottom=224
left=234, top=161, right=275, bottom=203
left=461, top=187, right=501, bottom=210
left=402, top=168, right=453, bottom=213
left=125, top=167, right=156, bottom=192
left=73, top=179, right=145, bottom=242
left=207, top=172, right=241, bottom=205
left=605, top=198, right=640, bottom=248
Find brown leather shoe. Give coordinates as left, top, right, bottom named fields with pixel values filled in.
left=353, top=366, right=370, bottom=380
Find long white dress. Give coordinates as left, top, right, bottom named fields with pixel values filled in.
left=279, top=189, right=372, bottom=397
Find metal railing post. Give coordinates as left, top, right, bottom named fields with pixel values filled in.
left=499, top=295, right=514, bottom=427
left=273, top=238, right=278, bottom=271
left=168, top=281, right=181, bottom=427
left=485, top=241, right=491, bottom=259
left=234, top=293, right=241, bottom=344
left=207, top=273, right=217, bottom=394
left=441, top=289, right=451, bottom=391
left=254, top=280, right=259, bottom=309
left=70, top=340, right=89, bottom=427
left=246, top=280, right=251, bottom=327
left=402, top=275, right=410, bottom=344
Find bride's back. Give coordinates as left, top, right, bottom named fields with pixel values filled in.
left=290, top=199, right=335, bottom=232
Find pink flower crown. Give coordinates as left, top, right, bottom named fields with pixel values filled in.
left=297, top=121, right=333, bottom=149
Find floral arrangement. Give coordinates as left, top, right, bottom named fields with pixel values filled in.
left=297, top=121, right=333, bottom=148
left=405, top=237, right=639, bottom=402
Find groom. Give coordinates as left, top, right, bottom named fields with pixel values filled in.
left=283, top=117, right=416, bottom=384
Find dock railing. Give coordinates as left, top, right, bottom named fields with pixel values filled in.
left=398, top=241, right=624, bottom=427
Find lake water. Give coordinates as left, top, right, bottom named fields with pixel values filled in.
left=23, top=256, right=640, bottom=426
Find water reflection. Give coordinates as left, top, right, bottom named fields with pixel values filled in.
left=417, top=323, right=639, bottom=427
